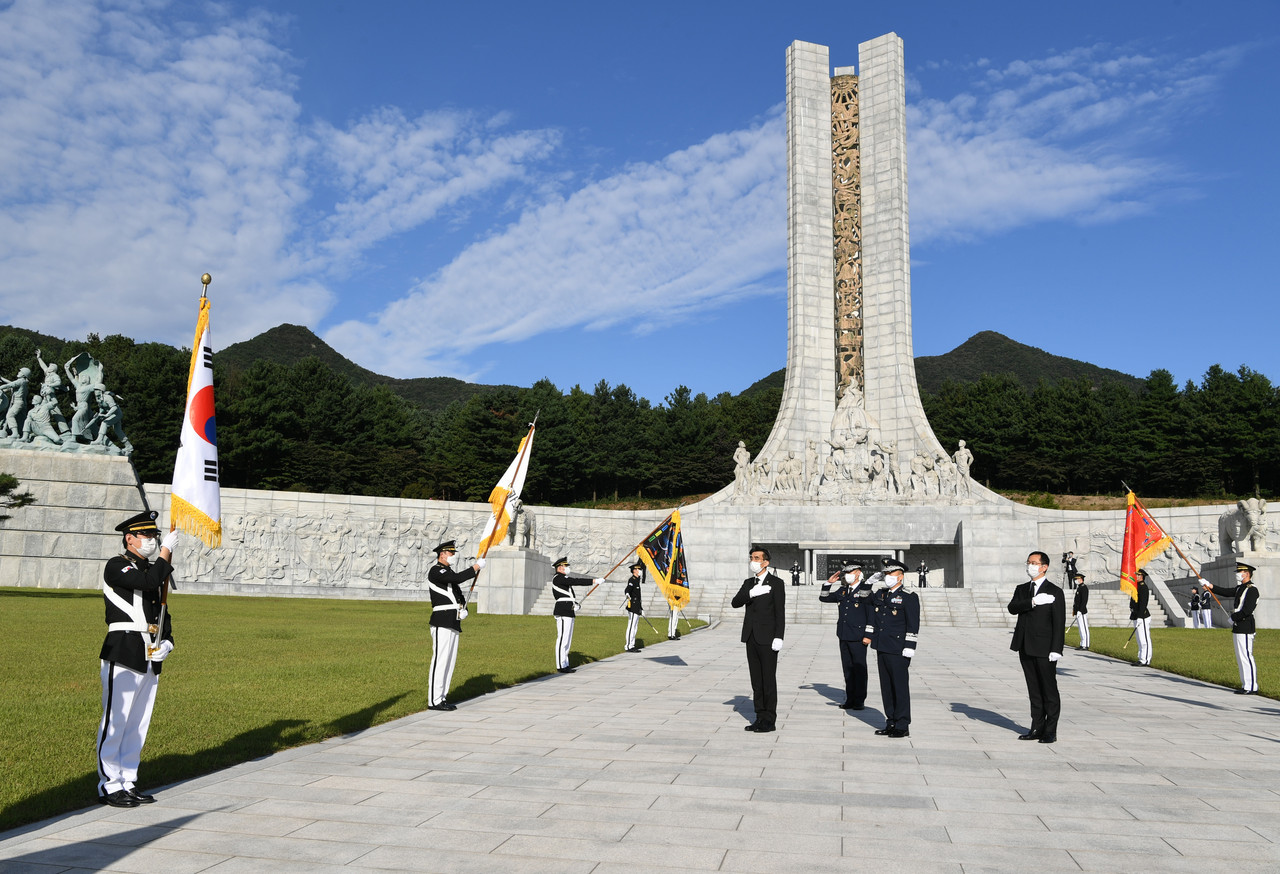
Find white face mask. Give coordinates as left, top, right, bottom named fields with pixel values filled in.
left=441, top=552, right=455, bottom=566
left=1236, top=572, right=1245, bottom=583
left=137, top=537, right=158, bottom=559
left=749, top=561, right=763, bottom=575
left=844, top=573, right=858, bottom=585
left=1026, top=564, right=1041, bottom=579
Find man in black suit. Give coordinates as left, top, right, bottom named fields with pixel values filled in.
left=1008, top=550, right=1065, bottom=744
left=731, top=546, right=785, bottom=732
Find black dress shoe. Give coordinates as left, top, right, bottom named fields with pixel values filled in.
left=125, top=788, right=156, bottom=804
left=874, top=727, right=893, bottom=735
left=1038, top=734, right=1057, bottom=744
left=429, top=702, right=457, bottom=711
left=100, top=790, right=139, bottom=808
left=754, top=723, right=776, bottom=733
left=744, top=722, right=760, bottom=731
left=1018, top=731, right=1042, bottom=741
left=1234, top=688, right=1248, bottom=694
left=888, top=728, right=910, bottom=738
left=557, top=667, right=576, bottom=673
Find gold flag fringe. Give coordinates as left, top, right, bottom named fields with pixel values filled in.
left=170, top=492, right=222, bottom=548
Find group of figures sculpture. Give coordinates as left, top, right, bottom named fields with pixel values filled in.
left=0, top=350, right=131, bottom=454
left=176, top=496, right=644, bottom=593
left=730, top=384, right=981, bottom=506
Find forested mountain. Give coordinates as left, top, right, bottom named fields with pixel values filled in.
left=2, top=323, right=1277, bottom=501
left=915, top=331, right=1146, bottom=395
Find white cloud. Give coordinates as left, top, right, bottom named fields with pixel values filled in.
left=907, top=42, right=1244, bottom=243
left=324, top=111, right=787, bottom=378
left=0, top=0, right=556, bottom=349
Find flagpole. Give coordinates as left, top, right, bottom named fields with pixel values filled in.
left=581, top=507, right=680, bottom=602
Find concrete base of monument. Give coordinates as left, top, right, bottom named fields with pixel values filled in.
left=0, top=447, right=149, bottom=589
left=473, top=545, right=554, bottom=615
left=1199, top=552, right=1280, bottom=629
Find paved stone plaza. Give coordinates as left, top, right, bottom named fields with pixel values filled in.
left=2, top=624, right=1278, bottom=873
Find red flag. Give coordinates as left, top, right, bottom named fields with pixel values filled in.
left=1120, top=491, right=1172, bottom=601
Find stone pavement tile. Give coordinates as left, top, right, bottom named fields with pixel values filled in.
left=1070, top=849, right=1280, bottom=873
left=198, top=859, right=388, bottom=874
left=58, top=808, right=312, bottom=840
left=471, top=784, right=659, bottom=809
left=1164, top=837, right=1280, bottom=860
left=353, top=844, right=598, bottom=874
left=538, top=801, right=744, bottom=831
left=720, top=847, right=963, bottom=874
left=491, top=833, right=727, bottom=869
left=945, top=825, right=1177, bottom=854
left=183, top=780, right=375, bottom=805
left=1050, top=815, right=1261, bottom=842
left=144, top=828, right=375, bottom=865
left=285, top=820, right=510, bottom=852
left=0, top=838, right=225, bottom=874
left=762, top=788, right=935, bottom=809
left=625, top=823, right=843, bottom=855
left=232, top=797, right=439, bottom=827
left=577, top=778, right=753, bottom=801
left=269, top=759, right=431, bottom=781
left=423, top=811, right=632, bottom=841
left=306, top=774, right=487, bottom=797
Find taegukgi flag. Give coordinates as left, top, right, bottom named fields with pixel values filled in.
left=170, top=295, right=221, bottom=547
left=476, top=419, right=536, bottom=556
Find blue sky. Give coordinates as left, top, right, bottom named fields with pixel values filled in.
left=1, top=0, right=1276, bottom=404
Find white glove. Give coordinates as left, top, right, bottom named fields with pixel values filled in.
left=866, top=571, right=885, bottom=585
left=749, top=582, right=770, bottom=598
left=1048, top=652, right=1061, bottom=663
left=161, top=529, right=179, bottom=552
left=474, top=558, right=486, bottom=569
left=771, top=638, right=783, bottom=652
left=149, top=639, right=174, bottom=662
left=902, top=647, right=915, bottom=658
left=593, top=578, right=604, bottom=585
left=459, top=608, right=469, bottom=621
left=1032, top=592, right=1055, bottom=606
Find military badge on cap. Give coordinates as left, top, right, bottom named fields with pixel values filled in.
left=115, top=510, right=160, bottom=535
left=553, top=556, right=570, bottom=567
left=1237, top=562, right=1256, bottom=574
left=629, top=561, right=645, bottom=570
left=882, top=558, right=908, bottom=573
left=434, top=540, right=458, bottom=554
left=840, top=561, right=862, bottom=573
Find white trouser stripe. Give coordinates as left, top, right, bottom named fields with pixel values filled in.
left=1078, top=613, right=1090, bottom=648
left=556, top=616, right=575, bottom=668
left=1235, top=633, right=1257, bottom=691
left=429, top=627, right=460, bottom=705
left=97, top=661, right=159, bottom=796
left=625, top=613, right=639, bottom=649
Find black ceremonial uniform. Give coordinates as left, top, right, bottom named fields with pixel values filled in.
left=1072, top=584, right=1089, bottom=615
left=818, top=579, right=873, bottom=708
left=1211, top=580, right=1260, bottom=693
left=866, top=584, right=920, bottom=734
left=623, top=571, right=644, bottom=651
left=624, top=577, right=643, bottom=616
left=101, top=553, right=174, bottom=673
left=1131, top=578, right=1153, bottom=666
left=427, top=562, right=476, bottom=632
left=552, top=566, right=596, bottom=671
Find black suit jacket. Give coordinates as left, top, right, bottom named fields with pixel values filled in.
left=731, top=571, right=785, bottom=644
left=1008, top=579, right=1065, bottom=657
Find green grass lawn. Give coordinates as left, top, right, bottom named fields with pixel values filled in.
left=0, top=587, right=696, bottom=832
left=1066, top=624, right=1278, bottom=695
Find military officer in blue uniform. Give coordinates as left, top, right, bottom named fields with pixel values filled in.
left=863, top=558, right=919, bottom=737
left=623, top=561, right=645, bottom=652
left=1203, top=561, right=1261, bottom=694
left=819, top=560, right=876, bottom=710
left=552, top=556, right=603, bottom=673
left=97, top=510, right=179, bottom=808
left=426, top=540, right=483, bottom=711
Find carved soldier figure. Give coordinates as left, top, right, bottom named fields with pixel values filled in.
left=953, top=440, right=974, bottom=496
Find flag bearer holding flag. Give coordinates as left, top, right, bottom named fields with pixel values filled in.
left=1202, top=562, right=1261, bottom=694
left=426, top=541, right=482, bottom=711
left=623, top=562, right=645, bottom=652
left=97, top=511, right=179, bottom=808
left=552, top=557, right=604, bottom=672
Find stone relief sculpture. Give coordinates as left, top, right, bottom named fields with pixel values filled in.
left=1219, top=498, right=1268, bottom=554
left=0, top=350, right=130, bottom=454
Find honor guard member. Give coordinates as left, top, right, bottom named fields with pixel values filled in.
left=1009, top=551, right=1066, bottom=743
left=623, top=562, right=644, bottom=652
left=552, top=557, right=603, bottom=672
left=1131, top=569, right=1153, bottom=666
left=668, top=601, right=683, bottom=640
left=1202, top=562, right=1260, bottom=694
left=1188, top=586, right=1202, bottom=628
left=1198, top=584, right=1214, bottom=628
left=97, top=511, right=179, bottom=808
left=427, top=541, right=483, bottom=711
left=818, top=561, right=876, bottom=709
left=863, top=559, right=918, bottom=737
left=732, top=546, right=785, bottom=732
left=1072, top=573, right=1090, bottom=649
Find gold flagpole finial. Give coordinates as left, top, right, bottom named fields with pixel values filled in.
left=200, top=273, right=212, bottom=298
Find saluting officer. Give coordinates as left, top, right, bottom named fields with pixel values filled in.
left=1072, top=573, right=1090, bottom=650
left=1203, top=562, right=1261, bottom=694
left=818, top=561, right=877, bottom=710
left=426, top=540, right=483, bottom=711
left=624, top=561, right=645, bottom=652
left=863, top=559, right=919, bottom=738
left=97, top=511, right=179, bottom=808
left=552, top=557, right=603, bottom=673
left=1131, top=569, right=1153, bottom=666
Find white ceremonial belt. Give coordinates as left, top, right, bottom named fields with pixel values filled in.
left=107, top=622, right=150, bottom=633
left=432, top=605, right=459, bottom=612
